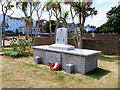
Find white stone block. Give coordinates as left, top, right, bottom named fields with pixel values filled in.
left=56, top=28, right=67, bottom=44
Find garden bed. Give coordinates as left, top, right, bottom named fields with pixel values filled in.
left=3, top=52, right=33, bottom=59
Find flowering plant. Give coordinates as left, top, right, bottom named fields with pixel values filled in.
left=10, top=35, right=33, bottom=53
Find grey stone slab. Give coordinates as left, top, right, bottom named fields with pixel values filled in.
left=45, top=51, right=61, bottom=64
left=49, top=44, right=75, bottom=50
left=32, top=45, right=101, bottom=56
left=56, top=28, right=68, bottom=44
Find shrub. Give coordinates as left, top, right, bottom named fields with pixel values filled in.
left=10, top=35, right=33, bottom=53
left=4, top=50, right=23, bottom=57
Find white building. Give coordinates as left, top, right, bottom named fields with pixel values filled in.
left=84, top=24, right=96, bottom=32
left=0, top=14, right=40, bottom=35
left=0, top=14, right=24, bottom=32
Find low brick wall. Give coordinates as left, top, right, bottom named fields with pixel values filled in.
left=68, top=39, right=119, bottom=55
left=83, top=40, right=119, bottom=55
left=35, top=37, right=53, bottom=45
left=35, top=37, right=119, bottom=55
left=35, top=33, right=120, bottom=55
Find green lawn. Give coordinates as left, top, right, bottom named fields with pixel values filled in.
left=1, top=49, right=119, bottom=88
left=99, top=53, right=119, bottom=61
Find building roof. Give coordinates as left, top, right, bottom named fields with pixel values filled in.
left=7, top=15, right=22, bottom=20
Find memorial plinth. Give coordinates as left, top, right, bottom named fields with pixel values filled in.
left=32, top=28, right=101, bottom=74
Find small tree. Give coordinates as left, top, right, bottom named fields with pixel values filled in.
left=71, top=0, right=97, bottom=48
left=60, top=11, right=69, bottom=31
left=43, top=20, right=56, bottom=33
left=43, top=1, right=54, bottom=43
left=0, top=0, right=14, bottom=47
left=33, top=1, right=43, bottom=44
left=16, top=1, right=37, bottom=37
left=49, top=1, right=62, bottom=34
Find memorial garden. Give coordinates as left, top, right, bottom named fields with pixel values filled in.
left=0, top=0, right=119, bottom=89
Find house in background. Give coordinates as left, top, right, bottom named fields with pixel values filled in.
left=84, top=24, right=96, bottom=32
left=0, top=14, right=23, bottom=33
left=0, top=14, right=42, bottom=35
left=36, top=19, right=47, bottom=33
left=18, top=21, right=41, bottom=35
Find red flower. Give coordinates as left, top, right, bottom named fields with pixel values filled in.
left=19, top=38, right=22, bottom=40
left=13, top=37, right=17, bottom=40
left=25, top=36, right=28, bottom=40
left=29, top=41, right=32, bottom=43
left=18, top=35, right=20, bottom=38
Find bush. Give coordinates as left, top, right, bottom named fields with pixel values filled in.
left=9, top=35, right=33, bottom=53
left=4, top=49, right=23, bottom=57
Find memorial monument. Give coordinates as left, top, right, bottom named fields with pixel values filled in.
left=32, top=28, right=101, bottom=74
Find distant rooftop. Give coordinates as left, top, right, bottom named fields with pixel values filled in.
left=7, top=15, right=22, bottom=20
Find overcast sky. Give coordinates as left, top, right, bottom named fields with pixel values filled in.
left=0, top=0, right=119, bottom=27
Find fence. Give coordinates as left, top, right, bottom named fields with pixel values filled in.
left=35, top=33, right=120, bottom=55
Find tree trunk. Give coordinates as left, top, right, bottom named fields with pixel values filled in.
left=26, top=27, right=29, bottom=37
left=78, top=17, right=86, bottom=49
left=78, top=32, right=83, bottom=49
left=29, top=26, right=32, bottom=37
left=70, top=4, right=78, bottom=48
left=49, top=11, right=54, bottom=44
left=2, top=14, right=6, bottom=47
left=49, top=20, right=54, bottom=44
left=55, top=19, right=60, bottom=41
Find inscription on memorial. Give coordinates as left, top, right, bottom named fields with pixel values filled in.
left=56, top=28, right=67, bottom=44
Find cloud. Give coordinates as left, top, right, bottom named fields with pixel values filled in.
left=62, top=4, right=70, bottom=11
left=94, top=0, right=120, bottom=4
left=84, top=1, right=119, bottom=27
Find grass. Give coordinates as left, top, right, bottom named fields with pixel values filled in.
left=99, top=53, right=120, bottom=61
left=1, top=50, right=119, bottom=88
left=57, top=75, right=65, bottom=81
left=32, top=70, right=39, bottom=72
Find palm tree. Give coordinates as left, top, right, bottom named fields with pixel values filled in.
left=49, top=1, right=62, bottom=34
left=1, top=0, right=14, bottom=47
left=16, top=1, right=37, bottom=37
left=33, top=1, right=43, bottom=45
left=71, top=1, right=97, bottom=48
left=23, top=16, right=34, bottom=37
left=60, top=11, right=69, bottom=31
left=43, top=1, right=54, bottom=43
left=64, top=1, right=78, bottom=47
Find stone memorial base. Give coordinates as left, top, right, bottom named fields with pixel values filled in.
left=32, top=45, right=100, bottom=74
left=49, top=44, right=75, bottom=50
